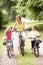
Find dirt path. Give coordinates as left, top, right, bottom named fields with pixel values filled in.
left=37, top=42, right=43, bottom=65
left=0, top=46, right=18, bottom=65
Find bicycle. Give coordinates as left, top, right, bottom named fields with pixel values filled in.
left=20, top=37, right=25, bottom=56
left=6, top=40, right=14, bottom=58
left=3, top=39, right=12, bottom=58
left=34, top=37, right=42, bottom=57
left=19, top=32, right=25, bottom=56
left=28, top=36, right=42, bottom=57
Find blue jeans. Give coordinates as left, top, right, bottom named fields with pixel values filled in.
left=18, top=32, right=23, bottom=47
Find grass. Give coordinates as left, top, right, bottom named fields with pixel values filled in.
left=0, top=29, right=4, bottom=52
left=17, top=52, right=36, bottom=65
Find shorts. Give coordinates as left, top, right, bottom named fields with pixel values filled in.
left=6, top=40, right=13, bottom=48
left=31, top=40, right=36, bottom=48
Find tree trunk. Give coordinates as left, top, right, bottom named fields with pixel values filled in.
left=0, top=22, right=2, bottom=29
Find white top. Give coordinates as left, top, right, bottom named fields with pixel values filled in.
left=28, top=30, right=40, bottom=41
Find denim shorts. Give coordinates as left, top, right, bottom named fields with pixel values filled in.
left=6, top=40, right=13, bottom=48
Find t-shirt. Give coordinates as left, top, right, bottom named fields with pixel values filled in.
left=6, top=31, right=12, bottom=40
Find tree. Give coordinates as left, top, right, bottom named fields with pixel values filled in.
left=0, top=11, right=3, bottom=29
left=0, top=0, right=43, bottom=21
left=29, top=0, right=43, bottom=20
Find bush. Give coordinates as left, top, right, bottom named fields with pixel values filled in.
left=29, top=23, right=43, bottom=31
left=0, top=11, right=3, bottom=29
left=36, top=24, right=43, bottom=31
left=0, top=10, right=8, bottom=29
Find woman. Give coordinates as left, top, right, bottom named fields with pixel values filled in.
left=12, top=15, right=25, bottom=52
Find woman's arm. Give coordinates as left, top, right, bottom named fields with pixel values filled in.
left=12, top=22, right=17, bottom=31
left=23, top=22, right=25, bottom=30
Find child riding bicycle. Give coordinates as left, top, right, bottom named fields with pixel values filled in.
left=28, top=26, right=40, bottom=54
left=12, top=15, right=25, bottom=49
left=4, top=26, right=14, bottom=56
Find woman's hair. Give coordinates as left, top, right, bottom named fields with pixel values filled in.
left=16, top=15, right=21, bottom=21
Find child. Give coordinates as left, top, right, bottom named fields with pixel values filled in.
left=5, top=26, right=14, bottom=55
left=29, top=26, right=40, bottom=53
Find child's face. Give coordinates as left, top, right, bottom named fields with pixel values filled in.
left=32, top=27, right=35, bottom=31
left=8, top=27, right=11, bottom=31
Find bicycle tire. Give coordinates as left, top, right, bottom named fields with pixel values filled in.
left=34, top=48, right=39, bottom=57
left=21, top=48, right=24, bottom=56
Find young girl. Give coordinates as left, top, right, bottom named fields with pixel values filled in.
left=5, top=26, right=14, bottom=55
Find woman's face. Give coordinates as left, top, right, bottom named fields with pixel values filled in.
left=16, top=17, right=21, bottom=23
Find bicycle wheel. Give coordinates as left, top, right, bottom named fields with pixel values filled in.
left=21, top=47, right=24, bottom=56
left=34, top=47, right=39, bottom=57
left=7, top=49, right=11, bottom=58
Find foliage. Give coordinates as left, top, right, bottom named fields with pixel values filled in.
left=0, top=10, right=8, bottom=29
left=0, top=10, right=3, bottom=29
left=29, top=0, right=43, bottom=20
left=0, top=0, right=43, bottom=21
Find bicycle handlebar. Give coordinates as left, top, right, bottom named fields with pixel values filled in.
left=28, top=36, right=40, bottom=39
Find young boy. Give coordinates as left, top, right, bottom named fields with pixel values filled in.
left=29, top=26, right=40, bottom=53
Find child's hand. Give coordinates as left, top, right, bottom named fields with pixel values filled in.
left=13, top=38, right=15, bottom=39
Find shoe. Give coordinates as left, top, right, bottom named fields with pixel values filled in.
left=37, top=46, right=40, bottom=48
